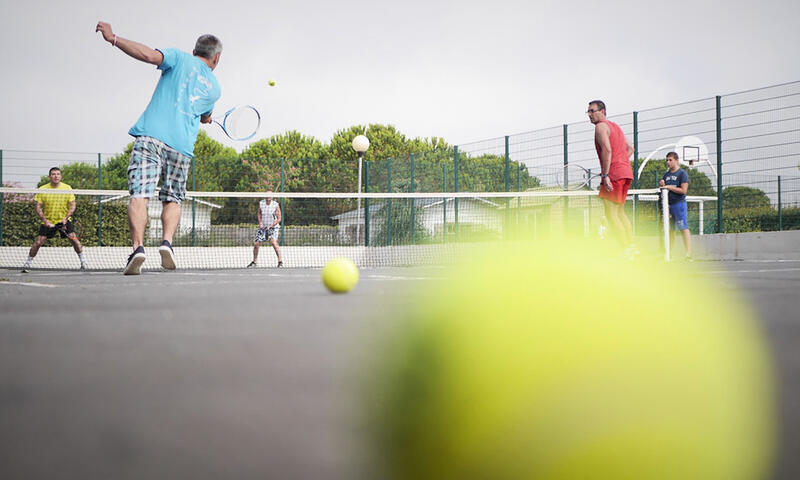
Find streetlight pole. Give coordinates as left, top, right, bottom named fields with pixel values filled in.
left=352, top=134, right=370, bottom=244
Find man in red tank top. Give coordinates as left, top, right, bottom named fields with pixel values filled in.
left=588, top=100, right=637, bottom=258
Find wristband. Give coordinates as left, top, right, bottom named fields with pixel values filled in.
left=112, top=35, right=117, bottom=47
left=601, top=174, right=609, bottom=178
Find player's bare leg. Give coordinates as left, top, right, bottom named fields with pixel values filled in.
left=129, top=198, right=149, bottom=249
left=270, top=237, right=283, bottom=267
left=161, top=201, right=181, bottom=245
left=68, top=233, right=88, bottom=270
left=22, top=235, right=47, bottom=272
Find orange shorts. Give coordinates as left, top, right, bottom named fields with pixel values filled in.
left=598, top=177, right=632, bottom=204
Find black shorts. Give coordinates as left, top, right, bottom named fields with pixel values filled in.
left=38, top=221, right=74, bottom=239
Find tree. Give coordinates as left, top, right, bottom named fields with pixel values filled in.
left=723, top=186, right=771, bottom=209
left=240, top=131, right=326, bottom=192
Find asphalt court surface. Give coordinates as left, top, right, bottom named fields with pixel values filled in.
left=1, top=260, right=799, bottom=479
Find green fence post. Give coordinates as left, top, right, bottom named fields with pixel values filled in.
left=563, top=124, right=569, bottom=232
left=504, top=136, right=510, bottom=237
left=0, top=149, right=4, bottom=245
left=387, top=158, right=392, bottom=246
left=191, top=156, right=197, bottom=246
left=716, top=95, right=723, bottom=233
left=518, top=162, right=522, bottom=212
left=504, top=136, right=510, bottom=192
left=454, top=147, right=459, bottom=239
left=778, top=176, right=782, bottom=231
left=364, top=160, right=370, bottom=246
left=443, top=164, right=447, bottom=242
left=97, top=153, right=103, bottom=246
left=280, top=158, right=285, bottom=246
left=633, top=111, right=639, bottom=233
left=410, top=153, right=415, bottom=244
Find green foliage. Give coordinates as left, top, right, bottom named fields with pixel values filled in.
left=241, top=131, right=328, bottom=192
left=723, top=205, right=800, bottom=233
left=193, top=130, right=237, bottom=160
left=102, top=144, right=134, bottom=190
left=722, top=186, right=771, bottom=210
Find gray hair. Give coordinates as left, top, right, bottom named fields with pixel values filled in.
left=193, top=34, right=223, bottom=59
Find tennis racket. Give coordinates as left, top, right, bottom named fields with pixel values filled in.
left=55, top=221, right=83, bottom=239
left=213, top=105, right=261, bottom=141
left=556, top=164, right=603, bottom=190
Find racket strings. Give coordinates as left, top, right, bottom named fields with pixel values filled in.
left=224, top=107, right=260, bottom=140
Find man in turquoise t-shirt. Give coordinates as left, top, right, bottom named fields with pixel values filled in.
left=96, top=21, right=222, bottom=275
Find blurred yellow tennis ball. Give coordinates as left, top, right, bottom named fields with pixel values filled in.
left=367, top=239, right=773, bottom=480
left=268, top=79, right=276, bottom=87
left=321, top=257, right=359, bottom=293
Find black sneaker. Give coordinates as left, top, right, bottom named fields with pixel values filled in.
left=124, top=246, right=146, bottom=275
left=159, top=240, right=176, bottom=270
left=277, top=261, right=283, bottom=268
left=247, top=261, right=257, bottom=268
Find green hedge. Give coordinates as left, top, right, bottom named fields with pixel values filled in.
left=724, top=206, right=800, bottom=233
left=1, top=198, right=131, bottom=246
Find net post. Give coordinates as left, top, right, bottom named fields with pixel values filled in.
left=778, top=175, right=782, bottom=231
left=0, top=148, right=4, bottom=245
left=387, top=158, right=392, bottom=246
left=662, top=188, right=670, bottom=262
left=280, top=158, right=285, bottom=246
left=410, top=153, right=415, bottom=245
left=699, top=201, right=705, bottom=235
left=364, top=160, right=370, bottom=246
left=97, top=153, right=103, bottom=246
left=716, top=95, right=723, bottom=233
left=191, top=156, right=197, bottom=246
left=454, top=146, right=459, bottom=240
left=633, top=111, right=639, bottom=234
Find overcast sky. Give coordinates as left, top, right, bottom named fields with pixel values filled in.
left=1, top=0, right=799, bottom=155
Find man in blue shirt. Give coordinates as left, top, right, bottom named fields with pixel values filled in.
left=659, top=151, right=692, bottom=260
left=96, top=21, right=222, bottom=274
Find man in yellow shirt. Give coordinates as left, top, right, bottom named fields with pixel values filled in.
left=21, top=167, right=88, bottom=272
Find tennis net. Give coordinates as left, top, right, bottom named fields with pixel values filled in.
left=1, top=187, right=713, bottom=270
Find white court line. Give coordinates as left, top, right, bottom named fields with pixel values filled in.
left=0, top=280, right=61, bottom=288
left=366, top=274, right=443, bottom=281
left=705, top=267, right=800, bottom=275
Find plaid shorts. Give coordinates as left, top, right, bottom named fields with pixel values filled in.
left=128, top=136, right=191, bottom=203
left=255, top=226, right=280, bottom=243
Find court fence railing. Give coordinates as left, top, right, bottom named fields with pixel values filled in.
left=1, top=80, right=799, bottom=244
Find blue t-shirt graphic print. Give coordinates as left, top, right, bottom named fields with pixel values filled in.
left=663, top=168, right=689, bottom=205
left=128, top=48, right=221, bottom=157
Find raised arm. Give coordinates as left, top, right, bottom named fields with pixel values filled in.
left=95, top=22, right=163, bottom=66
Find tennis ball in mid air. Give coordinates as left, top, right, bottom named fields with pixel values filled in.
left=322, top=257, right=359, bottom=293
left=268, top=79, right=276, bottom=87
left=366, top=239, right=774, bottom=480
